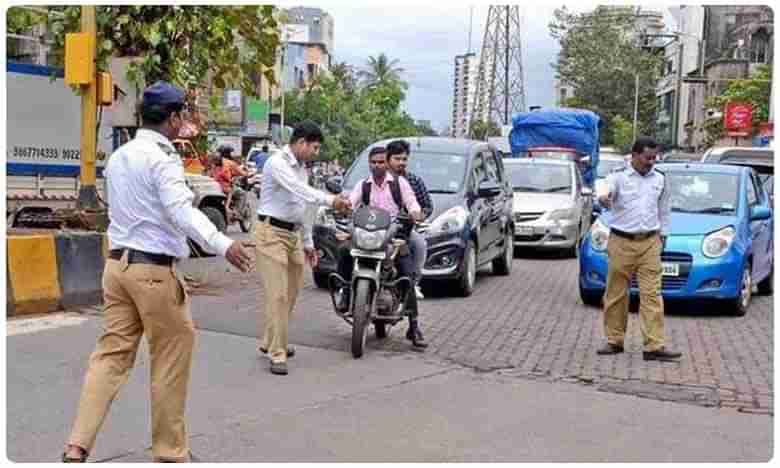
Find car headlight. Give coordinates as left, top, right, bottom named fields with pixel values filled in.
left=590, top=218, right=610, bottom=252
left=702, top=226, right=736, bottom=258
left=315, top=206, right=335, bottom=226
left=547, top=207, right=576, bottom=221
left=354, top=228, right=386, bottom=250
left=429, top=206, right=468, bottom=236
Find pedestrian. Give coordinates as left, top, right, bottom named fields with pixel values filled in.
left=61, top=81, right=253, bottom=463
left=254, top=121, right=352, bottom=375
left=596, top=136, right=681, bottom=361
left=386, top=139, right=433, bottom=300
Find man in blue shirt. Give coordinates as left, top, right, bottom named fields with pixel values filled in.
left=248, top=144, right=271, bottom=171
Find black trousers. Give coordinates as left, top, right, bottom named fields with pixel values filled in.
left=337, top=243, right=418, bottom=319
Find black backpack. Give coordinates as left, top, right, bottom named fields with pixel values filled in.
left=361, top=178, right=404, bottom=213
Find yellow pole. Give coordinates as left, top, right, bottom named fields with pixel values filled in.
left=77, top=5, right=99, bottom=209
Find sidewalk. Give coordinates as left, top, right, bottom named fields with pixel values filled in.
left=7, top=313, right=772, bottom=462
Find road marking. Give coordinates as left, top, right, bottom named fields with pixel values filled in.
left=7, top=313, right=88, bottom=336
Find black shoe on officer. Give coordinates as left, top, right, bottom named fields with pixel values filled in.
left=643, top=347, right=682, bottom=361
left=596, top=343, right=624, bottom=355
left=405, top=320, right=428, bottom=350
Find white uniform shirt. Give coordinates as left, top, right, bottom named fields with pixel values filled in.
left=605, top=165, right=671, bottom=236
left=257, top=145, right=335, bottom=249
left=105, top=129, right=233, bottom=258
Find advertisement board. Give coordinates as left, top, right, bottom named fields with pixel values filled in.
left=724, top=102, right=753, bottom=137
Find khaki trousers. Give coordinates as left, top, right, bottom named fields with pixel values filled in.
left=68, top=252, right=195, bottom=461
left=603, top=233, right=665, bottom=352
left=253, top=220, right=304, bottom=364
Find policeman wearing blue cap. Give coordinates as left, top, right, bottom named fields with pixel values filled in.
left=63, top=81, right=253, bottom=463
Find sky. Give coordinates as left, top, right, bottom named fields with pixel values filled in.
left=282, top=1, right=677, bottom=134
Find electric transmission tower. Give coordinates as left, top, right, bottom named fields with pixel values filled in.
left=471, top=5, right=526, bottom=130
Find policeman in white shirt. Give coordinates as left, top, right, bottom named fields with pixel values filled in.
left=254, top=121, right=351, bottom=375
left=63, top=81, right=253, bottom=463
left=596, top=136, right=681, bottom=362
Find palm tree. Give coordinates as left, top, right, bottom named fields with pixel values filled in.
left=329, top=61, right=357, bottom=93
left=359, top=53, right=406, bottom=89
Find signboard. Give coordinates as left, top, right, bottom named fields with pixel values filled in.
left=724, top=102, right=753, bottom=137
left=225, top=90, right=242, bottom=112
left=284, top=24, right=310, bottom=43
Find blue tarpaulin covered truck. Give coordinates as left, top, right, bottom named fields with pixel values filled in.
left=508, top=108, right=602, bottom=187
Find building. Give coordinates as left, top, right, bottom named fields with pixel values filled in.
left=451, top=52, right=480, bottom=138
left=662, top=5, right=773, bottom=150
left=282, top=7, right=334, bottom=91
left=553, top=77, right=574, bottom=107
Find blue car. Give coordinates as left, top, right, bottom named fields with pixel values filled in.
left=579, top=163, right=773, bottom=316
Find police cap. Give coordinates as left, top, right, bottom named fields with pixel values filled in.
left=142, top=81, right=186, bottom=107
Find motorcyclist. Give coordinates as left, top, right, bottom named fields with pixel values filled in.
left=210, top=145, right=248, bottom=216
left=335, top=146, right=428, bottom=350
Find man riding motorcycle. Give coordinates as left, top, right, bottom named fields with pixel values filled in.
left=336, top=146, right=428, bottom=349
left=209, top=145, right=248, bottom=217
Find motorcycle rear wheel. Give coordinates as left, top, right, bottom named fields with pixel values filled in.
left=351, top=279, right=373, bottom=358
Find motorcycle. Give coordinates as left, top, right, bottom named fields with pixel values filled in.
left=226, top=175, right=258, bottom=233
left=327, top=206, right=423, bottom=358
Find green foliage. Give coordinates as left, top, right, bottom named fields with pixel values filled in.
left=701, top=64, right=772, bottom=146
left=7, top=6, right=48, bottom=34
left=549, top=6, right=662, bottom=146
left=46, top=6, right=280, bottom=97
left=610, top=115, right=634, bottom=153
left=282, top=54, right=428, bottom=166
left=469, top=119, right=501, bottom=140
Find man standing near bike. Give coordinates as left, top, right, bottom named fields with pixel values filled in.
left=336, top=146, right=428, bottom=350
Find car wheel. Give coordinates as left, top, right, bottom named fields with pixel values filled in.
left=757, top=267, right=773, bottom=295
left=730, top=264, right=752, bottom=316
left=312, top=271, right=329, bottom=289
left=456, top=240, right=477, bottom=297
left=492, top=229, right=513, bottom=276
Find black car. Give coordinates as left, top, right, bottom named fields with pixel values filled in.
left=312, top=137, right=515, bottom=297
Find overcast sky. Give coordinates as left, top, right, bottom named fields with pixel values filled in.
left=281, top=2, right=675, bottom=133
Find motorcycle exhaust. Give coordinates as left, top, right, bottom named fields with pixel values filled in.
left=327, top=273, right=353, bottom=325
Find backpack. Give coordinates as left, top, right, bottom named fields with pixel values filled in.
left=362, top=177, right=404, bottom=213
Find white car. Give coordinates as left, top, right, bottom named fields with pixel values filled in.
left=504, top=158, right=593, bottom=257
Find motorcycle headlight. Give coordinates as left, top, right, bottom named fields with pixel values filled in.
left=429, top=206, right=468, bottom=236
left=590, top=218, right=610, bottom=252
left=315, top=206, right=335, bottom=227
left=354, top=228, right=387, bottom=250
left=547, top=207, right=576, bottom=221
left=702, top=226, right=736, bottom=258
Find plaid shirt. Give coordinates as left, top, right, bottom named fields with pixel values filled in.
left=405, top=171, right=433, bottom=218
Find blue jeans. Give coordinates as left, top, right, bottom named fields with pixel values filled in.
left=408, top=230, right=427, bottom=284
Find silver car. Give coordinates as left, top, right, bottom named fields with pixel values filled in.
left=504, top=158, right=593, bottom=257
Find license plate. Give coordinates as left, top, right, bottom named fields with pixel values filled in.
left=517, top=226, right=534, bottom=236
left=662, top=262, right=679, bottom=277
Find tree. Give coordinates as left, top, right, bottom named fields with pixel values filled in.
left=610, top=115, right=634, bottom=153
left=7, top=6, right=48, bottom=34
left=549, top=6, right=662, bottom=146
left=47, top=6, right=280, bottom=97
left=701, top=64, right=772, bottom=147
left=469, top=119, right=501, bottom=140
left=359, top=53, right=407, bottom=90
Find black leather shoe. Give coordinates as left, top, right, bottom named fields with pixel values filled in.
left=270, top=361, right=288, bottom=375
left=259, top=346, right=296, bottom=358
left=596, top=343, right=624, bottom=355
left=643, top=347, right=682, bottom=361
left=406, top=327, right=428, bottom=350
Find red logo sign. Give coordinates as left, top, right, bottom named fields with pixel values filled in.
left=724, top=102, right=753, bottom=137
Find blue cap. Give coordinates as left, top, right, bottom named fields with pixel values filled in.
left=142, top=80, right=186, bottom=107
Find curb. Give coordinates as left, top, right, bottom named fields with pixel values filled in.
left=6, top=231, right=107, bottom=317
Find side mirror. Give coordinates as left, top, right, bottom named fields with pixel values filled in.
left=581, top=187, right=593, bottom=197
left=477, top=181, right=502, bottom=198
left=325, top=176, right=343, bottom=194
left=750, top=205, right=772, bottom=221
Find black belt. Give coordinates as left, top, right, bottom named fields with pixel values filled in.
left=611, top=228, right=659, bottom=241
left=109, top=249, right=175, bottom=266
left=258, top=215, right=298, bottom=231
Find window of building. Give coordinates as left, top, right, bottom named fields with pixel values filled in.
left=751, top=28, right=770, bottom=63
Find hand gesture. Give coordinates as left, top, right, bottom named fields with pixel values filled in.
left=225, top=241, right=254, bottom=272
left=304, top=247, right=319, bottom=268
left=332, top=194, right=352, bottom=213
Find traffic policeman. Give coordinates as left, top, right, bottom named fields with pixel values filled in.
left=596, top=136, right=681, bottom=362
left=62, top=81, right=253, bottom=463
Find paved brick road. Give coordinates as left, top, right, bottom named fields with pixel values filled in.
left=180, top=249, right=773, bottom=415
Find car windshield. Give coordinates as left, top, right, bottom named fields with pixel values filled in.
left=666, top=172, right=739, bottom=215
left=505, top=163, right=572, bottom=193
left=343, top=151, right=468, bottom=193
left=597, top=159, right=626, bottom=178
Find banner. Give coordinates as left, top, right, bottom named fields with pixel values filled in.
left=724, top=102, right=753, bottom=137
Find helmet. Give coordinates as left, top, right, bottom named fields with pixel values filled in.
left=217, top=145, right=234, bottom=156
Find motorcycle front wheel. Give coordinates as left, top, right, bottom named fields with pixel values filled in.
left=351, top=279, right=373, bottom=358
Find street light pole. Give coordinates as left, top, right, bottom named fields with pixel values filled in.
left=672, top=40, right=684, bottom=147
left=633, top=73, right=640, bottom=141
